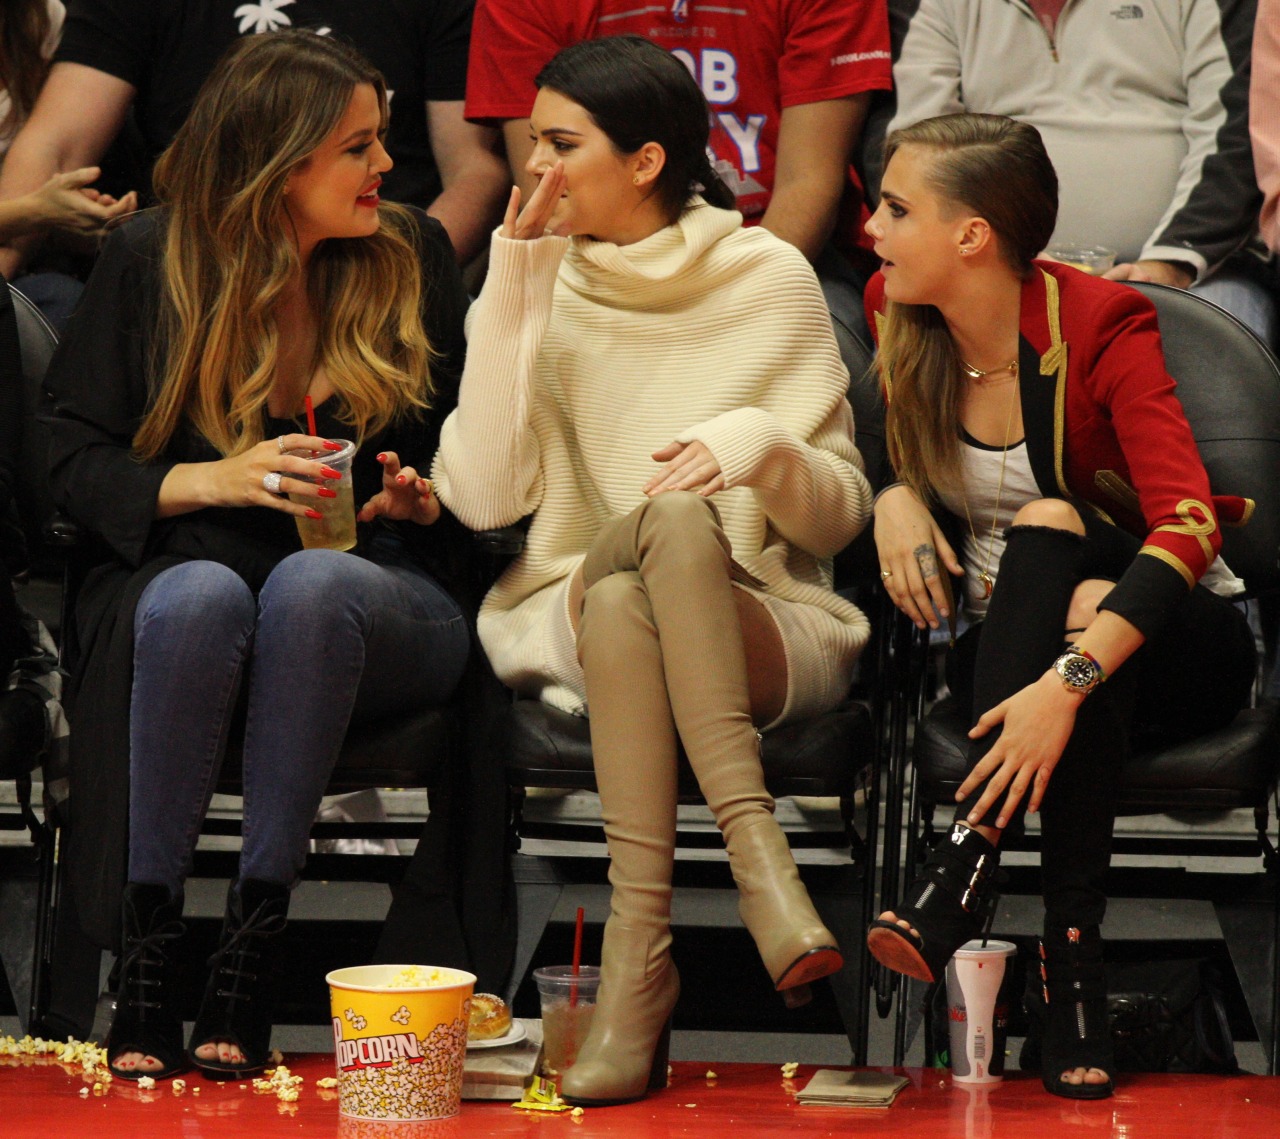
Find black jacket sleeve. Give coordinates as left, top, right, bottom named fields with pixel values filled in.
left=43, top=213, right=169, bottom=568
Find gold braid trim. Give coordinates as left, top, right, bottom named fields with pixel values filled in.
left=1152, top=498, right=1216, bottom=564
left=1225, top=498, right=1256, bottom=527
left=1137, top=545, right=1196, bottom=589
left=1038, top=269, right=1070, bottom=496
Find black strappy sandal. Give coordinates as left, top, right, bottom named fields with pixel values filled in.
left=106, top=883, right=188, bottom=1081
left=188, top=879, right=290, bottom=1079
left=1036, top=925, right=1115, bottom=1100
left=865, top=823, right=1002, bottom=983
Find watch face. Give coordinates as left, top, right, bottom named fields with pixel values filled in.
left=1058, top=654, right=1097, bottom=690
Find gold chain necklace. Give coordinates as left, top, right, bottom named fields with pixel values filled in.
left=960, top=362, right=1020, bottom=599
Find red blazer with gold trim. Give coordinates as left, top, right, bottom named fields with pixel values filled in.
left=865, top=261, right=1251, bottom=638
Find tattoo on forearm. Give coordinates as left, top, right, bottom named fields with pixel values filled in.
left=914, top=543, right=938, bottom=579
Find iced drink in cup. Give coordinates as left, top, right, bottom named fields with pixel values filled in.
left=283, top=438, right=357, bottom=551
left=533, top=965, right=600, bottom=1077
left=1043, top=244, right=1117, bottom=275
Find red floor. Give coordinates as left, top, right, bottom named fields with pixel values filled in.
left=2, top=1053, right=1279, bottom=1137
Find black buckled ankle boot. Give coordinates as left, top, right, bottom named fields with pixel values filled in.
left=187, top=878, right=290, bottom=1078
left=1037, top=924, right=1115, bottom=1100
left=106, top=882, right=187, bottom=1080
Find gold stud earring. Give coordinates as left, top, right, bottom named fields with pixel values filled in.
left=633, top=174, right=641, bottom=185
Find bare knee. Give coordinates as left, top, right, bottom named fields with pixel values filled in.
left=1010, top=498, right=1085, bottom=534
left=1065, top=579, right=1114, bottom=633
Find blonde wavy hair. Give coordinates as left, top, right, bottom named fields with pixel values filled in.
left=878, top=114, right=1057, bottom=500
left=134, top=30, right=433, bottom=461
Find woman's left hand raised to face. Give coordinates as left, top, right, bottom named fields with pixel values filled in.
left=357, top=451, right=441, bottom=525
left=644, top=440, right=725, bottom=497
left=501, top=161, right=569, bottom=241
left=956, top=672, right=1086, bottom=828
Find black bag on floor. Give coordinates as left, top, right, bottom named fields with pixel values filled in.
left=1021, top=957, right=1239, bottom=1074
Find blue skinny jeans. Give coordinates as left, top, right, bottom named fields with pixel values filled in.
left=128, top=547, right=469, bottom=891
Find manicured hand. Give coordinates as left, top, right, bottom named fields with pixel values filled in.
left=874, top=484, right=961, bottom=630
left=358, top=450, right=440, bottom=524
left=206, top=433, right=343, bottom=519
left=957, top=671, right=1084, bottom=827
left=500, top=162, right=569, bottom=240
left=644, top=440, right=724, bottom=496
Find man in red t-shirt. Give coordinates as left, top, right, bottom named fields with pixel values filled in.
left=466, top=0, right=892, bottom=272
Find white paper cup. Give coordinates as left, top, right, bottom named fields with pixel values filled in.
left=946, top=939, right=1017, bottom=1084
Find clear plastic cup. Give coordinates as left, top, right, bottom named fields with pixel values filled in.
left=533, top=965, right=600, bottom=1077
left=283, top=438, right=357, bottom=552
left=1042, top=244, right=1117, bottom=275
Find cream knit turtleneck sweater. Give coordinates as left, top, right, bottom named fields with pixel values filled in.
left=434, top=202, right=872, bottom=721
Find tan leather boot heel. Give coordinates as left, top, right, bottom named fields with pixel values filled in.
left=559, top=923, right=680, bottom=1106
left=730, top=816, right=844, bottom=991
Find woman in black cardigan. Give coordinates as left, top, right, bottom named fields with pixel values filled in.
left=44, top=31, right=470, bottom=1081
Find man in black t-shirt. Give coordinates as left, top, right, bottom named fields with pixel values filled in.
left=0, top=0, right=508, bottom=272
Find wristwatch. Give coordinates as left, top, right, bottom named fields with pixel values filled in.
left=1053, top=645, right=1107, bottom=695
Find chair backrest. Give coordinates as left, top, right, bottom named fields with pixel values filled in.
left=831, top=310, right=885, bottom=492
left=1128, top=281, right=1280, bottom=593
left=12, top=286, right=59, bottom=567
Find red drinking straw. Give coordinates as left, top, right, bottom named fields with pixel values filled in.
left=304, top=394, right=318, bottom=439
left=570, top=905, right=585, bottom=1008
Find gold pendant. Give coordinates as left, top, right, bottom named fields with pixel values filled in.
left=978, top=571, right=993, bottom=599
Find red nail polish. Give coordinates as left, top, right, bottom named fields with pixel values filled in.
left=376, top=453, right=387, bottom=463
left=396, top=474, right=406, bottom=485
left=323, top=440, right=343, bottom=451
left=317, top=487, right=337, bottom=499
left=321, top=466, right=341, bottom=479
left=305, top=508, right=323, bottom=520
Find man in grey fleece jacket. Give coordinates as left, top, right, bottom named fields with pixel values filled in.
left=885, top=0, right=1274, bottom=345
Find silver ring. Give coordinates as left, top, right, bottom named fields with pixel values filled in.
left=880, top=569, right=893, bottom=580
left=276, top=435, right=288, bottom=454
left=262, top=471, right=284, bottom=495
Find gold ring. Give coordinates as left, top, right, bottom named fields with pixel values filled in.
left=277, top=436, right=288, bottom=454
left=880, top=569, right=893, bottom=580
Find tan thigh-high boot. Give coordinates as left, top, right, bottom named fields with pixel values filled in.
left=560, top=570, right=681, bottom=1106
left=584, top=494, right=841, bottom=996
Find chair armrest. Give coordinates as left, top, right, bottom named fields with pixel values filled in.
left=42, top=511, right=82, bottom=550
left=473, top=526, right=526, bottom=557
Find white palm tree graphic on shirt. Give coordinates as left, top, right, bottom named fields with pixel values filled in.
left=233, top=0, right=295, bottom=35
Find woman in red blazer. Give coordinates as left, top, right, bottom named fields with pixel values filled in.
left=862, top=114, right=1255, bottom=1099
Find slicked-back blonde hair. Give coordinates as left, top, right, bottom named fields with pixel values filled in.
left=878, top=114, right=1057, bottom=500
left=134, top=30, right=432, bottom=461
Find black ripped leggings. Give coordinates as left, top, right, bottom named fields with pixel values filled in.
left=946, top=511, right=1256, bottom=928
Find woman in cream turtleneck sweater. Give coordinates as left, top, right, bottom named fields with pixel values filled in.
left=434, top=35, right=872, bottom=1105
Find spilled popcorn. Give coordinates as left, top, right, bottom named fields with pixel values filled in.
left=172, top=1079, right=186, bottom=1094
left=137, top=1076, right=156, bottom=1090
left=253, top=1064, right=304, bottom=1103
left=705, top=1069, right=718, bottom=1080
left=781, top=1062, right=800, bottom=1078
left=570, top=1107, right=584, bottom=1119
left=315, top=1077, right=339, bottom=1089
left=0, top=1034, right=111, bottom=1079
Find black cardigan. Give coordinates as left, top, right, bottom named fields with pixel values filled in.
left=43, top=208, right=480, bottom=951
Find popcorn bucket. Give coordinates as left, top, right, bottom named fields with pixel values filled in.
left=326, top=964, right=476, bottom=1121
